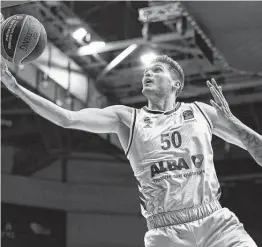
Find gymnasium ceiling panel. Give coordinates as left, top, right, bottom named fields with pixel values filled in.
left=183, top=1, right=262, bottom=73
left=68, top=1, right=262, bottom=107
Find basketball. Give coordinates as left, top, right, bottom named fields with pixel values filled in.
left=0, top=13, right=4, bottom=24
left=1, top=14, right=47, bottom=65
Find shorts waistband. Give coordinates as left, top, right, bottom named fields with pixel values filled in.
left=146, top=200, right=222, bottom=230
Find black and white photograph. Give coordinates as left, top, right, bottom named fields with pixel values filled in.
left=1, top=1, right=262, bottom=247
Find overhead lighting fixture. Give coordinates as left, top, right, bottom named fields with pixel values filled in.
left=106, top=44, right=137, bottom=69
left=72, top=27, right=88, bottom=41
left=79, top=41, right=106, bottom=54
left=140, top=52, right=157, bottom=66
left=89, top=41, right=105, bottom=49
left=98, top=44, right=138, bottom=79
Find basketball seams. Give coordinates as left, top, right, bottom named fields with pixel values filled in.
left=21, top=21, right=42, bottom=64
left=13, top=15, right=28, bottom=64
left=1, top=19, right=13, bottom=61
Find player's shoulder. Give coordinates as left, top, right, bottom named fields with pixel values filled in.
left=181, top=101, right=210, bottom=109
left=193, top=101, right=210, bottom=108
left=181, top=101, right=216, bottom=121
left=177, top=101, right=207, bottom=112
left=108, top=104, right=133, bottom=114
left=190, top=101, right=218, bottom=129
left=108, top=105, right=132, bottom=112
left=192, top=101, right=216, bottom=116
left=107, top=105, right=135, bottom=127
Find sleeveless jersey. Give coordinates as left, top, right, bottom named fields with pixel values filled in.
left=125, top=102, right=221, bottom=219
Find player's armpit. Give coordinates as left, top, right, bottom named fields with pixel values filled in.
left=67, top=105, right=131, bottom=134
left=195, top=102, right=247, bottom=150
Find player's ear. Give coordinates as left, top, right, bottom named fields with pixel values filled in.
left=172, top=81, right=181, bottom=91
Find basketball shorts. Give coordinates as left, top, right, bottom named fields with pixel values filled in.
left=144, top=200, right=257, bottom=247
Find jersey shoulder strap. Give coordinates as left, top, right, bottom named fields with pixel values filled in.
left=125, top=108, right=137, bottom=156
left=193, top=101, right=213, bottom=131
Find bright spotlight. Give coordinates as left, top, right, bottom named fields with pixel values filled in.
left=72, top=28, right=88, bottom=41
left=140, top=52, right=157, bottom=66
left=77, top=41, right=106, bottom=55
left=89, top=41, right=106, bottom=49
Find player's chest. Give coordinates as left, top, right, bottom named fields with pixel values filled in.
left=136, top=111, right=204, bottom=142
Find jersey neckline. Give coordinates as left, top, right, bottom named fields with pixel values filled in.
left=142, top=102, right=182, bottom=115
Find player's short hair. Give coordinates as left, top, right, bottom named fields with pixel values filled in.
left=151, top=55, right=185, bottom=96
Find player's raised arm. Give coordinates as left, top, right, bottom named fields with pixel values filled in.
left=1, top=59, right=124, bottom=134
left=201, top=78, right=262, bottom=166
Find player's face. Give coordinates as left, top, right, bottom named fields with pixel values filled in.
left=142, top=62, right=176, bottom=98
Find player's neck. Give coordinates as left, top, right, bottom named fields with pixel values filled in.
left=147, top=97, right=177, bottom=112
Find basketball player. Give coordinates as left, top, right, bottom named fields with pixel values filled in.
left=1, top=55, right=261, bottom=247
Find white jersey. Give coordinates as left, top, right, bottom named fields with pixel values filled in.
left=126, top=102, right=221, bottom=219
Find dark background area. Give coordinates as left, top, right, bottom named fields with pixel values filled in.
left=1, top=203, right=66, bottom=247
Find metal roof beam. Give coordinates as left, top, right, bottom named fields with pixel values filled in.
left=77, top=31, right=195, bottom=56
left=121, top=79, right=262, bottom=105
left=97, top=44, right=138, bottom=80
left=103, top=57, right=215, bottom=84
left=1, top=1, right=34, bottom=8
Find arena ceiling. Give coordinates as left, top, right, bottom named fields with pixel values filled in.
left=2, top=1, right=262, bottom=105
left=1, top=1, right=262, bottom=183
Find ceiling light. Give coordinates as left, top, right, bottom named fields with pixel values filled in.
left=72, top=28, right=88, bottom=41
left=140, top=52, right=157, bottom=66
left=89, top=41, right=105, bottom=49
left=98, top=44, right=138, bottom=79
left=109, top=44, right=137, bottom=67
left=79, top=41, right=106, bottom=54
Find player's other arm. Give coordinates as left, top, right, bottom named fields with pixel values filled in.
left=199, top=101, right=262, bottom=166
left=198, top=78, right=262, bottom=166
left=197, top=101, right=246, bottom=149
left=1, top=59, right=123, bottom=133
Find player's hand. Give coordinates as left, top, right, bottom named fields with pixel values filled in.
left=206, top=78, right=234, bottom=121
left=1, top=57, right=18, bottom=94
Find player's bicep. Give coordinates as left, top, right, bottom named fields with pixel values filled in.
left=196, top=102, right=246, bottom=150
left=67, top=106, right=120, bottom=133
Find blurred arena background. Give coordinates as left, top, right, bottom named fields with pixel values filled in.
left=1, top=1, right=262, bottom=247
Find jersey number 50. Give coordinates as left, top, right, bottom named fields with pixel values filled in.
left=161, top=131, right=182, bottom=150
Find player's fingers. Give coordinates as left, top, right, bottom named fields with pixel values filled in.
left=211, top=80, right=229, bottom=107
left=1, top=58, right=6, bottom=70
left=207, top=80, right=220, bottom=101
left=208, top=79, right=222, bottom=97
left=210, top=99, right=222, bottom=112
left=216, top=85, right=229, bottom=109
left=210, top=87, right=223, bottom=105
left=208, top=80, right=229, bottom=110
left=211, top=78, right=220, bottom=90
left=206, top=80, right=212, bottom=88
left=208, top=80, right=232, bottom=118
left=1, top=58, right=8, bottom=74
left=211, top=78, right=225, bottom=98
left=209, top=86, right=219, bottom=102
